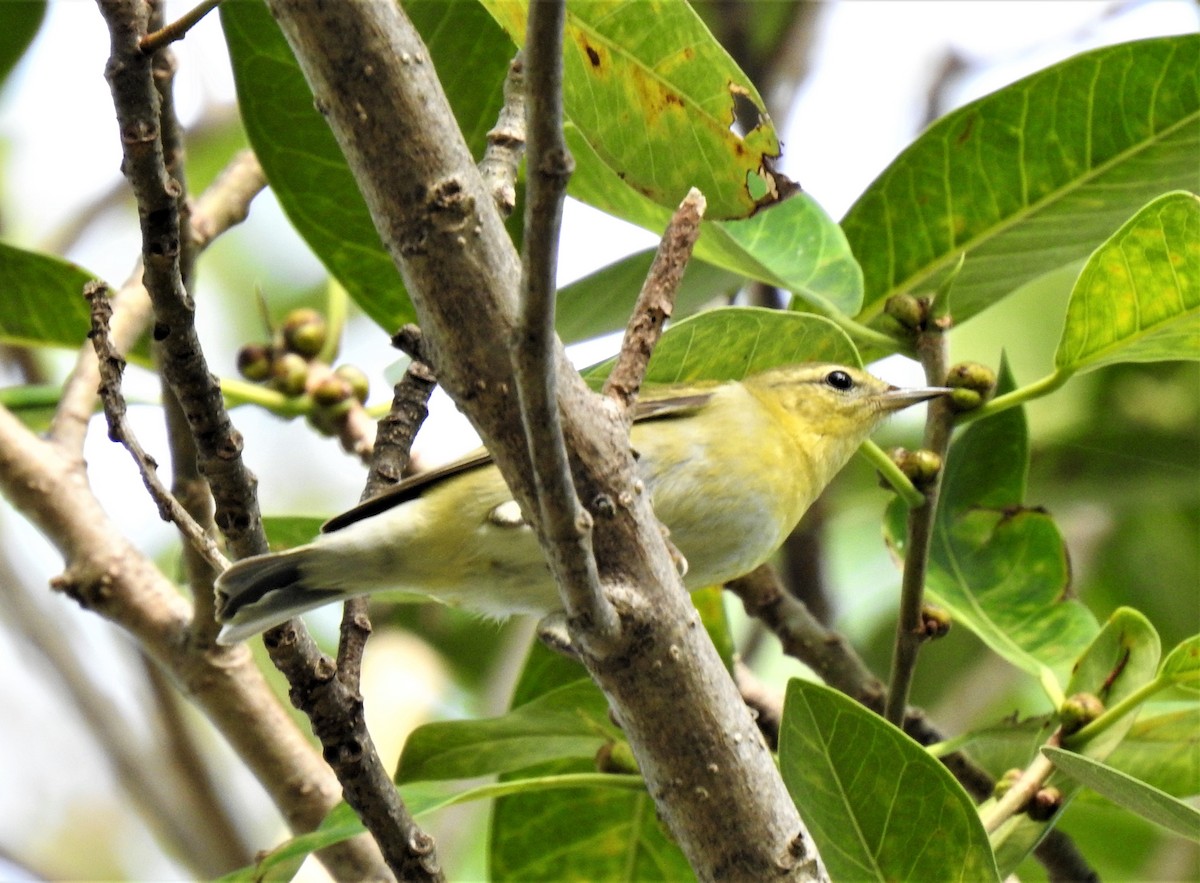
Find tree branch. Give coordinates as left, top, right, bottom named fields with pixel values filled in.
left=263, top=1, right=825, bottom=878
left=479, top=53, right=526, bottom=218
left=884, top=312, right=953, bottom=726
left=515, top=0, right=617, bottom=642
left=602, top=187, right=706, bottom=413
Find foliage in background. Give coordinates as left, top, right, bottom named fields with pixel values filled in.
left=0, top=1, right=1196, bottom=880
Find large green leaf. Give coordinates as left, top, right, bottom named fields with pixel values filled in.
left=555, top=249, right=742, bottom=345
left=844, top=35, right=1200, bottom=327
left=886, top=362, right=1097, bottom=700
left=396, top=679, right=616, bottom=783
left=481, top=0, right=784, bottom=221
left=488, top=642, right=691, bottom=882
left=582, top=306, right=860, bottom=386
left=1043, top=747, right=1200, bottom=841
left=567, top=124, right=864, bottom=315
left=779, top=679, right=1000, bottom=883
left=0, top=241, right=97, bottom=351
left=219, top=0, right=514, bottom=333
left=1056, top=191, right=1200, bottom=373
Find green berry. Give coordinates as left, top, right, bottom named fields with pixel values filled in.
left=271, top=352, right=310, bottom=397
left=281, top=308, right=327, bottom=359
left=236, top=343, right=273, bottom=382
left=311, top=374, right=353, bottom=407
left=334, top=364, right=370, bottom=404
left=884, top=294, right=926, bottom=330
left=1060, top=692, right=1105, bottom=736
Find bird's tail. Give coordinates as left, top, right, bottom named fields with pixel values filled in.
left=215, top=546, right=347, bottom=645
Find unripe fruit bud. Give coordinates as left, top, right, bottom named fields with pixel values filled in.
left=919, top=604, right=952, bottom=640
left=1059, top=692, right=1105, bottom=735
left=271, top=352, right=310, bottom=397
left=595, top=741, right=640, bottom=775
left=885, top=293, right=926, bottom=330
left=281, top=308, right=327, bottom=359
left=946, top=362, right=997, bottom=397
left=993, top=768, right=1023, bottom=800
left=890, top=447, right=943, bottom=488
left=236, top=343, right=273, bottom=382
left=334, top=364, right=370, bottom=404
left=1027, top=786, right=1063, bottom=821
left=311, top=374, right=353, bottom=407
left=948, top=387, right=984, bottom=412
left=306, top=407, right=339, bottom=437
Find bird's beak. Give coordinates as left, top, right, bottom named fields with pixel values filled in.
left=878, top=385, right=954, bottom=412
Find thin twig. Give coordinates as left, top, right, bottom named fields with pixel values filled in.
left=602, top=187, right=706, bottom=414
left=729, top=565, right=886, bottom=709
left=980, top=734, right=1060, bottom=833
left=86, top=282, right=231, bottom=574
left=337, top=348, right=437, bottom=684
left=479, top=53, right=526, bottom=217
left=97, top=3, right=396, bottom=877
left=139, top=0, right=224, bottom=54
left=189, top=149, right=267, bottom=250
left=514, top=0, right=618, bottom=643
left=884, top=311, right=953, bottom=726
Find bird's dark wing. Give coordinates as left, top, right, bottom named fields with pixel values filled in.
left=321, top=449, right=494, bottom=533
left=321, top=389, right=716, bottom=534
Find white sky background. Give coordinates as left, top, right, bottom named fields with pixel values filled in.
left=0, top=1, right=1196, bottom=878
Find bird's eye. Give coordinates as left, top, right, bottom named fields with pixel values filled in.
left=825, top=370, right=854, bottom=391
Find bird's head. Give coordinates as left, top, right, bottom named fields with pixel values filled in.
left=745, top=363, right=951, bottom=449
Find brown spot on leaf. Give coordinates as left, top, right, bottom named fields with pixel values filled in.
left=585, top=43, right=601, bottom=68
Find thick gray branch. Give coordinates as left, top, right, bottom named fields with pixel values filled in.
left=264, top=1, right=824, bottom=878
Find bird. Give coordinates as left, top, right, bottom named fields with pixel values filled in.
left=215, top=363, right=950, bottom=644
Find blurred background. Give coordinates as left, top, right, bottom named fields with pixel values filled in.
left=0, top=1, right=1196, bottom=879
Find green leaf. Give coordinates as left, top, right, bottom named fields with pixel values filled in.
left=1043, top=747, right=1200, bottom=841
left=261, top=516, right=325, bottom=551
left=1102, top=706, right=1200, bottom=799
left=482, top=0, right=784, bottom=221
left=1066, top=606, right=1162, bottom=761
left=567, top=125, right=864, bottom=314
left=489, top=758, right=692, bottom=882
left=0, top=242, right=98, bottom=352
left=220, top=0, right=514, bottom=333
left=395, top=679, right=617, bottom=783
left=582, top=306, right=861, bottom=386
left=0, top=0, right=44, bottom=87
left=886, top=360, right=1097, bottom=698
left=216, top=802, right=361, bottom=883
left=845, top=35, right=1200, bottom=327
left=555, top=250, right=742, bottom=345
left=779, top=679, right=1000, bottom=883
left=1161, top=635, right=1200, bottom=692
left=219, top=1, right=407, bottom=331
left=1056, top=191, right=1200, bottom=373
left=488, top=642, right=691, bottom=882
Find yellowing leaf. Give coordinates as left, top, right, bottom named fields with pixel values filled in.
left=1056, top=191, right=1200, bottom=372
left=483, top=0, right=790, bottom=219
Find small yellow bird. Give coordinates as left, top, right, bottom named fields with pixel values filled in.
left=216, top=363, right=948, bottom=644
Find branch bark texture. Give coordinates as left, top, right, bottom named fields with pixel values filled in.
left=263, top=1, right=823, bottom=878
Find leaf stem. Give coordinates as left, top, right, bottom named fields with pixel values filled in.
left=320, top=278, right=349, bottom=365
left=1063, top=676, right=1168, bottom=749
left=859, top=439, right=926, bottom=508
